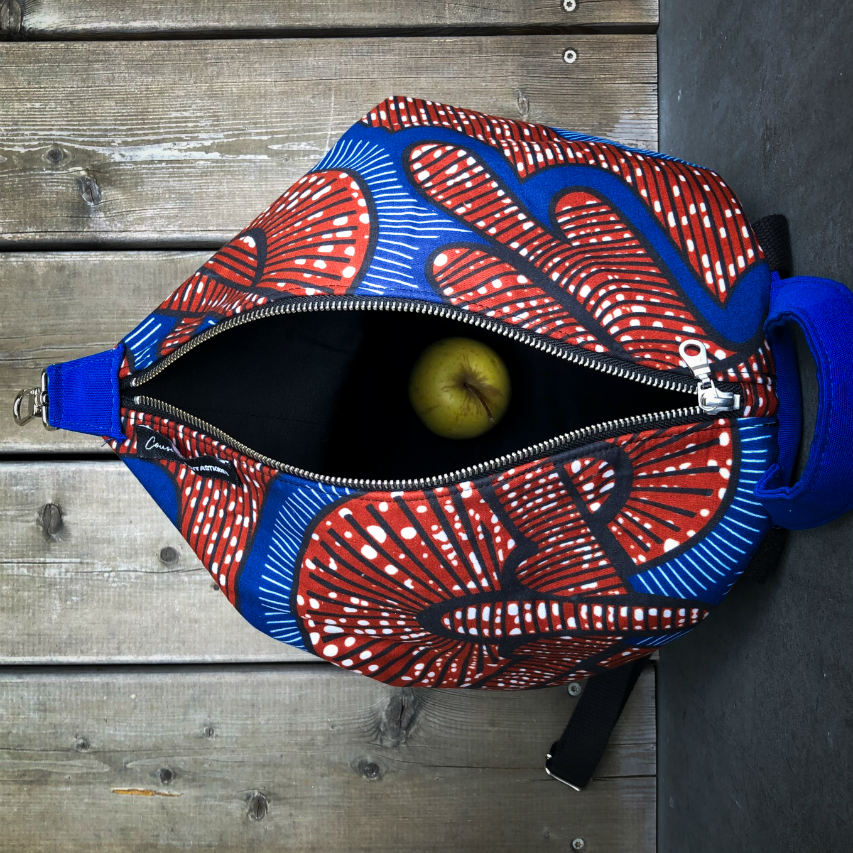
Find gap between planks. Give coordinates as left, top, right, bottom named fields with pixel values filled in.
left=0, top=0, right=658, bottom=39
left=1, top=24, right=660, bottom=42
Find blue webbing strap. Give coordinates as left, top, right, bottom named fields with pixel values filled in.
left=755, top=274, right=853, bottom=529
left=45, top=345, right=125, bottom=442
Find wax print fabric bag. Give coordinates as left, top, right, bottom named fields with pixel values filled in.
left=18, top=97, right=853, bottom=788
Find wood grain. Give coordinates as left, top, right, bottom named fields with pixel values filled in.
left=1, top=12, right=660, bottom=850
left=0, top=35, right=657, bottom=246
left=1, top=251, right=210, bottom=452
left=0, top=461, right=659, bottom=675
left=0, top=460, right=306, bottom=663
left=10, top=0, right=658, bottom=36
left=0, top=665, right=655, bottom=852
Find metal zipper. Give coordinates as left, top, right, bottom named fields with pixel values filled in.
left=125, top=297, right=703, bottom=395
left=678, top=339, right=741, bottom=415
left=129, top=394, right=711, bottom=491
left=119, top=297, right=742, bottom=491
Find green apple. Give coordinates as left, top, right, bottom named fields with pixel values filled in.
left=409, top=337, right=511, bottom=439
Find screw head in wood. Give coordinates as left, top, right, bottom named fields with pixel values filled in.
left=562, top=0, right=578, bottom=12
left=567, top=681, right=583, bottom=697
left=572, top=839, right=586, bottom=851
left=563, top=48, right=578, bottom=64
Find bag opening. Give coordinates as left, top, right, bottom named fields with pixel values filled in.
left=135, top=309, right=685, bottom=480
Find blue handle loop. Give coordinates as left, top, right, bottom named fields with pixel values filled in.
left=755, top=274, right=853, bottom=529
left=45, top=344, right=125, bottom=441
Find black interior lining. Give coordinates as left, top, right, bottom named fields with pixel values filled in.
left=136, top=310, right=686, bottom=480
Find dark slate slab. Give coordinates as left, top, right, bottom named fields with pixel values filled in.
left=658, top=1, right=853, bottom=851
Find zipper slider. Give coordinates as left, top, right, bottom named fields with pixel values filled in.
left=13, top=371, right=56, bottom=429
left=678, top=339, right=741, bottom=415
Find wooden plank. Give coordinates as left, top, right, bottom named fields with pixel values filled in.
left=5, top=1, right=658, bottom=37
left=0, top=665, right=655, bottom=852
left=0, top=35, right=657, bottom=246
left=1, top=251, right=209, bottom=453
left=0, top=460, right=306, bottom=663
left=2, top=463, right=665, bottom=675
left=2, top=464, right=664, bottom=674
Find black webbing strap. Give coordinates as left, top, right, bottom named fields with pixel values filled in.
left=744, top=524, right=789, bottom=583
left=545, top=660, right=646, bottom=790
left=750, top=214, right=792, bottom=277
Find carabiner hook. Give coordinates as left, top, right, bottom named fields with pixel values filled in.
left=12, top=371, right=55, bottom=429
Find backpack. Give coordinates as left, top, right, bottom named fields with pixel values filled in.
left=16, top=96, right=853, bottom=789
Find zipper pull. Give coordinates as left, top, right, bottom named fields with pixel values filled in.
left=13, top=370, right=55, bottom=429
left=678, top=339, right=741, bottom=415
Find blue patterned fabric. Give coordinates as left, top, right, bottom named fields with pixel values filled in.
left=40, top=97, right=850, bottom=688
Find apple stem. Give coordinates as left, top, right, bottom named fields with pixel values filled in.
left=463, top=381, right=495, bottom=423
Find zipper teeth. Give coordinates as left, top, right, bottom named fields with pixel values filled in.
left=130, top=395, right=707, bottom=491
left=124, top=297, right=720, bottom=490
left=127, top=297, right=697, bottom=395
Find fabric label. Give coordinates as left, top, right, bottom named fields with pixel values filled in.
left=134, top=424, right=240, bottom=484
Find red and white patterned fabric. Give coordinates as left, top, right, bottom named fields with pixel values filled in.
left=106, top=98, right=779, bottom=688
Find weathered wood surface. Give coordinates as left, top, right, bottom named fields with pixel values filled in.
left=0, top=35, right=657, bottom=246
left=0, top=460, right=308, bottom=663
left=1, top=13, right=659, bottom=849
left=1, top=460, right=654, bottom=667
left=1, top=251, right=209, bottom=452
left=2, top=0, right=658, bottom=37
left=0, top=665, right=655, bottom=852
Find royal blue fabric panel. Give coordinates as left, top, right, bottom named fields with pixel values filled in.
left=762, top=279, right=802, bottom=489
left=45, top=345, right=125, bottom=441
left=236, top=475, right=354, bottom=650
left=324, top=122, right=770, bottom=345
left=755, top=276, right=853, bottom=529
